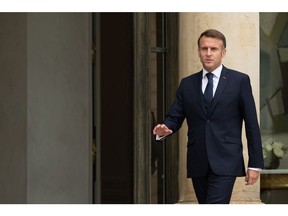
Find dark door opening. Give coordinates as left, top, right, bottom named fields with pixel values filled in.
left=92, top=13, right=134, bottom=204
left=92, top=12, right=179, bottom=204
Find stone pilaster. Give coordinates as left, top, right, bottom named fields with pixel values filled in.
left=178, top=12, right=261, bottom=204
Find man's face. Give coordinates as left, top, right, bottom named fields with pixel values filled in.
left=198, top=36, right=226, bottom=72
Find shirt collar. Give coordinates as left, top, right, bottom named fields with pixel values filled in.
left=202, top=64, right=223, bottom=78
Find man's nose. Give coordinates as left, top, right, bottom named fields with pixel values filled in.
left=206, top=48, right=212, bottom=55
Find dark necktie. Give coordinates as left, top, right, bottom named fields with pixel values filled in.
left=204, top=73, right=213, bottom=103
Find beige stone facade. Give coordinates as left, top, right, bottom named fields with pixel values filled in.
left=0, top=12, right=263, bottom=204
left=177, top=13, right=261, bottom=204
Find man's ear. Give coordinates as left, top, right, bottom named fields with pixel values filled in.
left=221, top=48, right=226, bottom=58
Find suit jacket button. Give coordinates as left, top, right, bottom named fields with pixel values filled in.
left=207, top=120, right=210, bottom=123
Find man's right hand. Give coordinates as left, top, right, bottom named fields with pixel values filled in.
left=153, top=124, right=173, bottom=136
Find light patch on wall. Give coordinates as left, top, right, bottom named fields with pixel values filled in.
left=240, top=22, right=256, bottom=47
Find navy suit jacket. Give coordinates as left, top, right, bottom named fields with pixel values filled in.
left=163, top=66, right=264, bottom=178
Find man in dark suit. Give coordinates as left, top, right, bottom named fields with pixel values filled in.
left=153, top=29, right=264, bottom=204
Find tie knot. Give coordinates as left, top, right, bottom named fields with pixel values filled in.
left=206, top=73, right=213, bottom=80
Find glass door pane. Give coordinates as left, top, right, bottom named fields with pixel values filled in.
left=260, top=12, right=288, bottom=204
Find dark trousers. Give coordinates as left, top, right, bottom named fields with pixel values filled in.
left=191, top=167, right=236, bottom=204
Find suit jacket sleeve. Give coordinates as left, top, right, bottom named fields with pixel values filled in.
left=163, top=80, right=186, bottom=133
left=240, top=75, right=264, bottom=169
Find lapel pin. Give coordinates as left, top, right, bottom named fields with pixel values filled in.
left=223, top=76, right=227, bottom=79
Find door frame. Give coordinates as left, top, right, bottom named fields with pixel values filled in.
left=133, top=12, right=179, bottom=204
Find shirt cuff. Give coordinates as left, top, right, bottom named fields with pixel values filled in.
left=156, top=135, right=167, bottom=141
left=248, top=167, right=262, bottom=171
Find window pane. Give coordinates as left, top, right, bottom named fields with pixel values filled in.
left=260, top=12, right=288, bottom=204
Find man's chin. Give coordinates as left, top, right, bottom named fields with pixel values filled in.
left=204, top=66, right=215, bottom=72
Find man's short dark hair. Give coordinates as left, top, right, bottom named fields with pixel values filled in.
left=197, top=29, right=226, bottom=49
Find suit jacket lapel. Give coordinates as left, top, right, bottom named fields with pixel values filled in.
left=209, top=67, right=229, bottom=116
